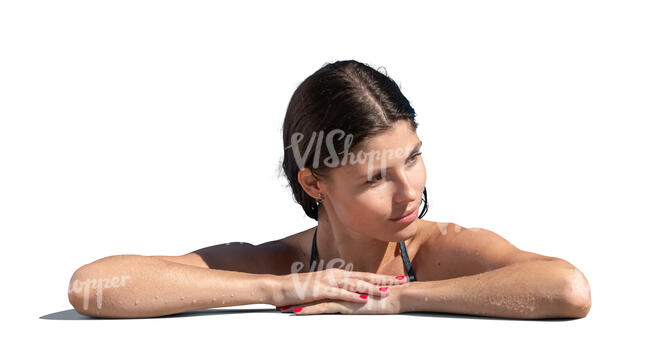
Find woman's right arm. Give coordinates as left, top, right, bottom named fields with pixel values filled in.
left=68, top=254, right=275, bottom=318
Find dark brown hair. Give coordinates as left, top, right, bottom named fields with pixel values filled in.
left=281, top=59, right=428, bottom=221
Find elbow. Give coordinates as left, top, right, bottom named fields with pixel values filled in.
left=68, top=264, right=107, bottom=317
left=67, top=255, right=140, bottom=317
left=67, top=265, right=93, bottom=316
left=67, top=263, right=126, bottom=318
left=560, top=266, right=592, bottom=318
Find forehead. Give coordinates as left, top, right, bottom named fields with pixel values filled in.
left=359, top=121, right=418, bottom=151
left=335, top=121, right=421, bottom=175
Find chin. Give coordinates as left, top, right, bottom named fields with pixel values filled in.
left=385, top=219, right=419, bottom=241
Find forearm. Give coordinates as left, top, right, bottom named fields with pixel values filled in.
left=68, top=255, right=274, bottom=318
left=398, top=259, right=591, bottom=319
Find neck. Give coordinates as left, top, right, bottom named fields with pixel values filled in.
left=315, top=204, right=415, bottom=273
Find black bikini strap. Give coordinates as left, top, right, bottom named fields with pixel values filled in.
left=399, top=241, right=417, bottom=282
left=309, top=227, right=319, bottom=272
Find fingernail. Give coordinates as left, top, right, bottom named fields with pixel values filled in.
left=360, top=294, right=368, bottom=299
left=280, top=306, right=290, bottom=311
left=395, top=275, right=405, bottom=280
left=379, top=287, right=389, bottom=292
left=293, top=307, right=302, bottom=313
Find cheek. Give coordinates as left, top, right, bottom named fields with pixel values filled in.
left=421, top=161, right=427, bottom=186
left=407, top=160, right=427, bottom=194
left=333, top=191, right=389, bottom=228
left=416, top=163, right=426, bottom=190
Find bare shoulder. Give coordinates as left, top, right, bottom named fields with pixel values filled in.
left=414, top=220, right=569, bottom=281
left=154, top=228, right=313, bottom=275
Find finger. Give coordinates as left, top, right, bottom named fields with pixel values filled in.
left=278, top=303, right=304, bottom=313
left=317, top=286, right=372, bottom=304
left=277, top=298, right=333, bottom=313
left=354, top=272, right=411, bottom=286
left=325, top=268, right=409, bottom=286
left=279, top=305, right=299, bottom=313
left=338, top=278, right=391, bottom=297
left=280, top=303, right=322, bottom=314
left=292, top=301, right=350, bottom=316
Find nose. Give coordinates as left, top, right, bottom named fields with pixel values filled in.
left=392, top=169, right=418, bottom=204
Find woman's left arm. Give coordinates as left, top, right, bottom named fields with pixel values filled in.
left=398, top=226, right=591, bottom=319
left=280, top=225, right=591, bottom=318
left=398, top=259, right=590, bottom=319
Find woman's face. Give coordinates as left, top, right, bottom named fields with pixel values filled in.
left=324, top=120, right=426, bottom=242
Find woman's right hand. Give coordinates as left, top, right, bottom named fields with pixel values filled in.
left=269, top=268, right=410, bottom=309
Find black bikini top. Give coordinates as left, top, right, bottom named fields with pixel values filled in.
left=308, top=227, right=417, bottom=281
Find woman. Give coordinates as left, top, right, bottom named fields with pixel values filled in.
left=68, top=60, right=591, bottom=319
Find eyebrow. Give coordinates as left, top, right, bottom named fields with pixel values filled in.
left=357, top=140, right=423, bottom=179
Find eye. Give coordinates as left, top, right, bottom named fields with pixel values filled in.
left=408, top=152, right=422, bottom=163
left=367, top=173, right=384, bottom=184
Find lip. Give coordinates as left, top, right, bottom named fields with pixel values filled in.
left=389, top=206, right=418, bottom=223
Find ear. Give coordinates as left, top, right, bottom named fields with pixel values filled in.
left=297, top=167, right=327, bottom=201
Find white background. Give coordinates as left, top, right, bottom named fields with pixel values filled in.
left=1, top=0, right=648, bottom=356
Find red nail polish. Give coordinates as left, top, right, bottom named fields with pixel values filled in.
left=360, top=294, right=368, bottom=299
left=280, top=306, right=290, bottom=311
left=379, top=287, right=388, bottom=292
left=293, top=307, right=302, bottom=313
left=395, top=275, right=405, bottom=280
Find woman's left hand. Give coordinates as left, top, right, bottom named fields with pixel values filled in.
left=276, top=288, right=404, bottom=315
